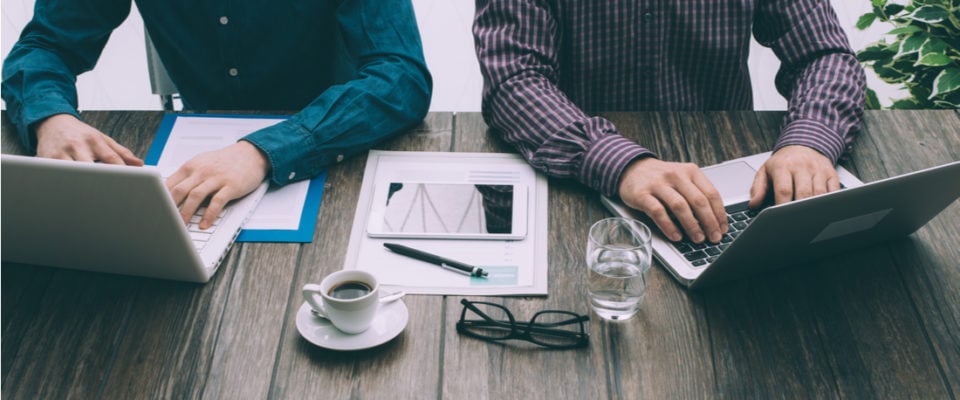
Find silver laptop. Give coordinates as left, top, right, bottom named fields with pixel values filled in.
left=1, top=154, right=268, bottom=282
left=601, top=152, right=960, bottom=289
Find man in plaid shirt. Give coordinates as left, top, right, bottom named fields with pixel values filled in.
left=474, top=0, right=866, bottom=244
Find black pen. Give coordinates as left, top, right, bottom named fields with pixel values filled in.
left=383, top=243, right=488, bottom=277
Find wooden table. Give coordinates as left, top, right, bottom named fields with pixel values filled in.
left=3, top=110, right=958, bottom=399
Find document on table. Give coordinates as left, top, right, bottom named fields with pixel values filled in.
left=145, top=114, right=326, bottom=242
left=343, top=150, right=548, bottom=295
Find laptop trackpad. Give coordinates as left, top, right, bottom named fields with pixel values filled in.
left=701, top=161, right=757, bottom=201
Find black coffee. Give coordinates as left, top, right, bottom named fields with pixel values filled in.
left=328, top=281, right=372, bottom=299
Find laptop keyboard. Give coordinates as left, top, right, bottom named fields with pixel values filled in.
left=187, top=207, right=228, bottom=250
left=670, top=202, right=762, bottom=268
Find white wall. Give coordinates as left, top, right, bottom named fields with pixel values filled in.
left=1, top=0, right=901, bottom=112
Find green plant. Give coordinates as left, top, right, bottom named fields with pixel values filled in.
left=856, top=0, right=960, bottom=109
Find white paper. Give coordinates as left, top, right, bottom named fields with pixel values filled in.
left=343, top=151, right=549, bottom=296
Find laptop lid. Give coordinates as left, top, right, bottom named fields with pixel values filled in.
left=1, top=154, right=266, bottom=282
left=601, top=152, right=960, bottom=289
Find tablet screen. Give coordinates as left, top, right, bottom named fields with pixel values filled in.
left=368, top=182, right=526, bottom=239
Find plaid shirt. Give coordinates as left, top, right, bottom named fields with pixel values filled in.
left=474, top=0, right=866, bottom=197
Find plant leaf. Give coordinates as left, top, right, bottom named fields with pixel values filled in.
left=887, top=25, right=923, bottom=35
left=915, top=52, right=952, bottom=66
left=933, top=99, right=960, bottom=108
left=930, top=67, right=960, bottom=98
left=873, top=62, right=911, bottom=84
left=883, top=3, right=906, bottom=17
left=870, top=0, right=887, bottom=18
left=857, top=42, right=895, bottom=62
left=951, top=10, right=960, bottom=30
left=898, top=34, right=927, bottom=57
left=857, top=13, right=878, bottom=30
left=918, top=37, right=949, bottom=58
left=909, top=84, right=933, bottom=102
left=865, top=88, right=882, bottom=110
left=909, top=5, right=949, bottom=24
left=890, top=98, right=923, bottom=109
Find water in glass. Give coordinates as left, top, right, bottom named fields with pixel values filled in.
left=586, top=218, right=652, bottom=321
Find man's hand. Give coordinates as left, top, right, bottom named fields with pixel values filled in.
left=165, top=141, right=271, bottom=229
left=618, top=158, right=727, bottom=243
left=35, top=114, right=143, bottom=165
left=749, top=145, right=841, bottom=208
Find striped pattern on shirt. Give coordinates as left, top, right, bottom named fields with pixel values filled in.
left=474, top=0, right=866, bottom=197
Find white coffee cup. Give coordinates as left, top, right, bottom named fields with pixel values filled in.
left=303, top=270, right=380, bottom=334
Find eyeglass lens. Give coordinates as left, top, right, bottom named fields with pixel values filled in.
left=528, top=311, right=587, bottom=347
left=460, top=301, right=514, bottom=340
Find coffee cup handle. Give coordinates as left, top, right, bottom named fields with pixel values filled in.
left=302, top=283, right=328, bottom=318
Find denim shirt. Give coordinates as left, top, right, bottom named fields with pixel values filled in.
left=2, top=0, right=432, bottom=185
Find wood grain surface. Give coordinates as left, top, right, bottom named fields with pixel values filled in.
left=2, top=111, right=957, bottom=399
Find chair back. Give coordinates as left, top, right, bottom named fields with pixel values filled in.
left=144, top=29, right=178, bottom=110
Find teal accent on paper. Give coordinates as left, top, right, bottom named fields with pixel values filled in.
left=471, top=266, right=519, bottom=286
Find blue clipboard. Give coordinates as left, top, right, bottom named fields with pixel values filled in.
left=145, top=113, right=326, bottom=243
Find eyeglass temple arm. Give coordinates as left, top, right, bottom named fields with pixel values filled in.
left=459, top=320, right=586, bottom=339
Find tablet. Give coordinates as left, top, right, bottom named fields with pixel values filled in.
left=366, top=181, right=528, bottom=240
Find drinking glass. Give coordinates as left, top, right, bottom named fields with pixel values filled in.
left=586, top=217, right=653, bottom=321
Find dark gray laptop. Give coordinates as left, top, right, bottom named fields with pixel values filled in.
left=1, top=154, right=268, bottom=282
left=601, top=152, right=960, bottom=289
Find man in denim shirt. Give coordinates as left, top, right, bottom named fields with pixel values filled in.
left=3, top=0, right=432, bottom=229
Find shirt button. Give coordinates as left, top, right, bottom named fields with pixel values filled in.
left=643, top=11, right=654, bottom=21
left=219, top=16, right=229, bottom=25
left=336, top=154, right=344, bottom=163
left=288, top=172, right=296, bottom=180
left=228, top=68, right=239, bottom=77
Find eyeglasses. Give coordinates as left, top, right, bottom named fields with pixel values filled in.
left=456, top=299, right=590, bottom=349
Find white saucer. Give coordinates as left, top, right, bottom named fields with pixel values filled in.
left=295, top=299, right=408, bottom=351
